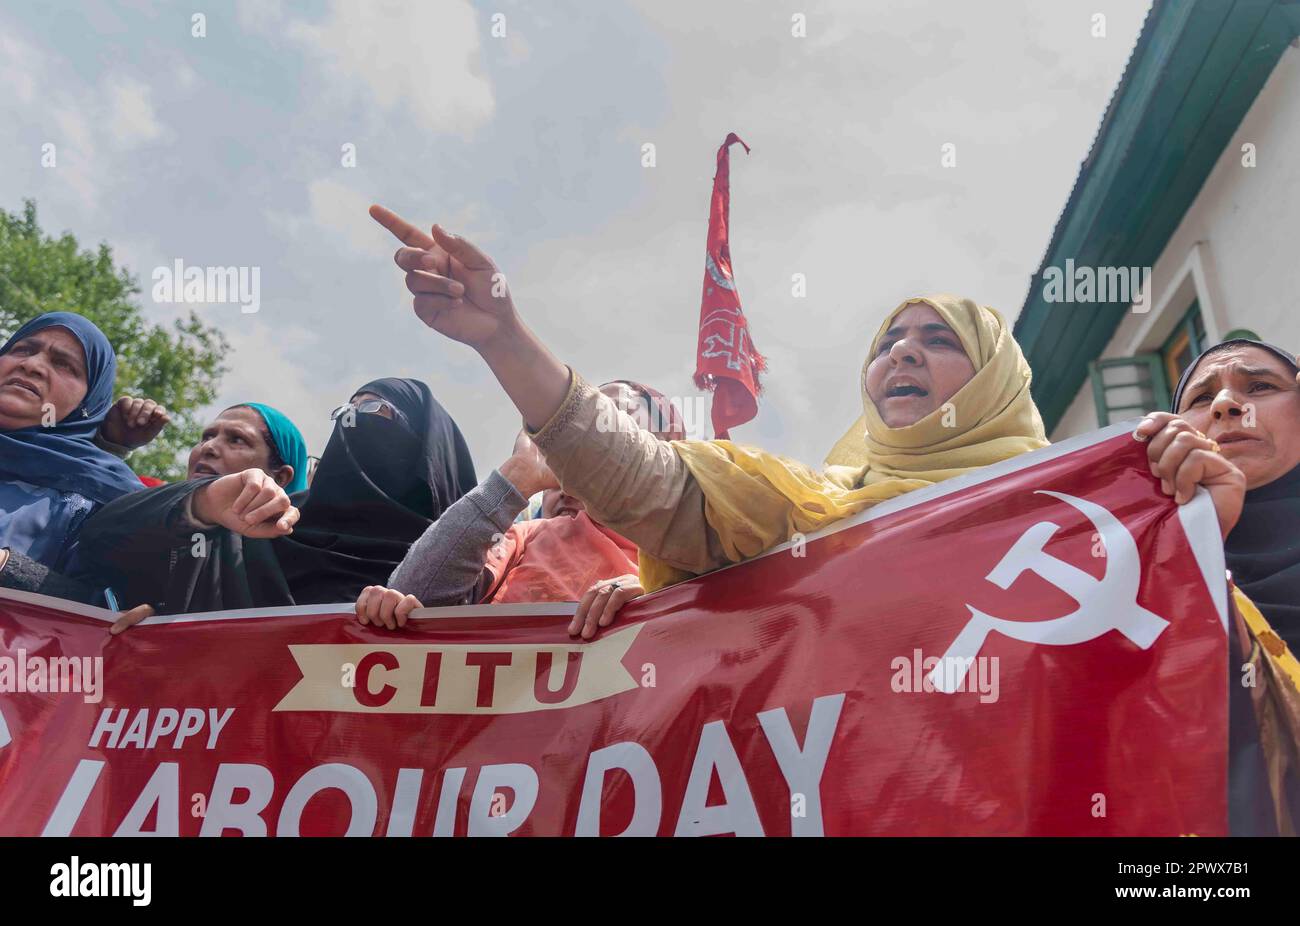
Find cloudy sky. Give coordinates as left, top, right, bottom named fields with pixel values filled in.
left=0, top=0, right=1148, bottom=475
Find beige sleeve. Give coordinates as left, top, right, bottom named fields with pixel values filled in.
left=528, top=370, right=731, bottom=575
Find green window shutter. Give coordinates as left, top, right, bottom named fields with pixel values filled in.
left=1089, top=354, right=1171, bottom=426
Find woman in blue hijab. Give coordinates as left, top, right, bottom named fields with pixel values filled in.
left=0, top=312, right=142, bottom=571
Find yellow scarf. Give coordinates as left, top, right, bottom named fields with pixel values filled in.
left=639, top=294, right=1048, bottom=590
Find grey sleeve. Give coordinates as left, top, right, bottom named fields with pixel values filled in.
left=1, top=549, right=104, bottom=606
left=387, top=469, right=529, bottom=606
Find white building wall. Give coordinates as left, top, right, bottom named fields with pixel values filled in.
left=1050, top=41, right=1300, bottom=440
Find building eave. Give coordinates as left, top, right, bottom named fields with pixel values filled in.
left=1013, top=0, right=1300, bottom=432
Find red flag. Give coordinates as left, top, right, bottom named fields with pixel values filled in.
left=694, top=132, right=765, bottom=439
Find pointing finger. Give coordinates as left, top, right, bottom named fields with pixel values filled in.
left=370, top=204, right=436, bottom=249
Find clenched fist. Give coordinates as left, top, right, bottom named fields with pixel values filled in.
left=193, top=468, right=299, bottom=539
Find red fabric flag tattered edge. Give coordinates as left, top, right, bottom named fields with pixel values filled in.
left=694, top=132, right=765, bottom=440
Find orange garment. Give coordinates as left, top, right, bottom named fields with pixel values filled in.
left=483, top=511, right=639, bottom=603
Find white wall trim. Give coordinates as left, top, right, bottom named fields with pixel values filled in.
left=1122, top=241, right=1225, bottom=355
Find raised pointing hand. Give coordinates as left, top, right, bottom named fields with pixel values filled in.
left=369, top=203, right=572, bottom=433
left=370, top=204, right=518, bottom=350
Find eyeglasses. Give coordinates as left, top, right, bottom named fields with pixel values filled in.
left=330, top=399, right=410, bottom=429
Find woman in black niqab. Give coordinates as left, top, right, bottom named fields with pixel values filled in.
left=79, top=378, right=477, bottom=611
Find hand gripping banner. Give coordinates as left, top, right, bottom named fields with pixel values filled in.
left=0, top=422, right=1229, bottom=836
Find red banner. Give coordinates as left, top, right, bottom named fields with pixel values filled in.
left=0, top=424, right=1228, bottom=836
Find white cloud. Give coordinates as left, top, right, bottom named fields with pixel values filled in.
left=0, top=15, right=172, bottom=215
left=235, top=0, right=285, bottom=32
left=501, top=28, right=531, bottom=67
left=312, top=178, right=379, bottom=250
left=48, top=105, right=100, bottom=210
left=212, top=319, right=333, bottom=456
left=0, top=31, right=41, bottom=104
left=105, top=75, right=169, bottom=149
left=286, top=0, right=494, bottom=138
left=173, top=61, right=198, bottom=92
left=266, top=178, right=388, bottom=259
left=305, top=177, right=392, bottom=258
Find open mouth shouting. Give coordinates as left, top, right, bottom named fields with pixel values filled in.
left=883, top=377, right=930, bottom=400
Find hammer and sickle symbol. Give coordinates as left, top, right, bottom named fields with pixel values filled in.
left=929, top=491, right=1170, bottom=693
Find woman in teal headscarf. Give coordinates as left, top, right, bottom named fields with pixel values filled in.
left=186, top=403, right=309, bottom=493
left=246, top=403, right=309, bottom=492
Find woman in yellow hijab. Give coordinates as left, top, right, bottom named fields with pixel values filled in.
left=371, top=210, right=1052, bottom=634
left=637, top=294, right=1049, bottom=592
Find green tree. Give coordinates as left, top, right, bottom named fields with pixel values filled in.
left=0, top=199, right=228, bottom=480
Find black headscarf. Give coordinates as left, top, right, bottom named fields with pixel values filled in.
left=1172, top=339, right=1300, bottom=836
left=1219, top=462, right=1300, bottom=654
left=1169, top=338, right=1300, bottom=652
left=272, top=378, right=477, bottom=603
left=78, top=377, right=477, bottom=610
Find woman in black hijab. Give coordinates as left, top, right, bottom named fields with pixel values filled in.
left=1170, top=338, right=1300, bottom=651
left=1164, top=337, right=1300, bottom=836
left=80, top=378, right=476, bottom=612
